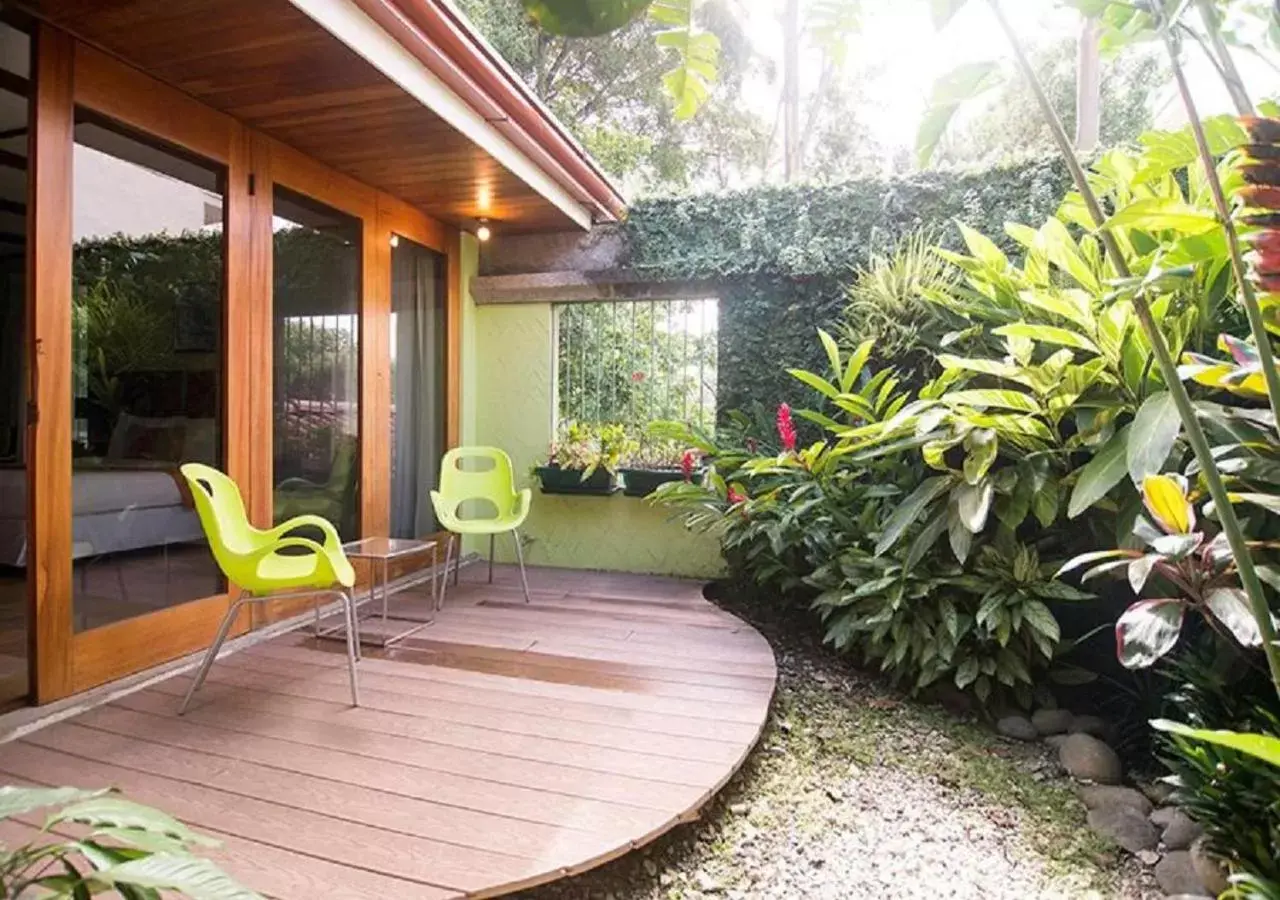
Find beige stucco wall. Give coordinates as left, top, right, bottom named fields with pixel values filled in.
left=459, top=243, right=724, bottom=579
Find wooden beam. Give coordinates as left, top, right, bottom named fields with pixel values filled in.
left=0, top=67, right=29, bottom=99
left=0, top=126, right=29, bottom=141
left=27, top=22, right=74, bottom=703
left=471, top=271, right=721, bottom=306
left=0, top=198, right=26, bottom=217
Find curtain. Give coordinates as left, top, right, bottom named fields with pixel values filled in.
left=390, top=242, right=444, bottom=538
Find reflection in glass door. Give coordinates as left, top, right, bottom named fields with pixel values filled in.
left=0, top=19, right=30, bottom=706
left=272, top=187, right=361, bottom=540
left=70, top=115, right=226, bottom=632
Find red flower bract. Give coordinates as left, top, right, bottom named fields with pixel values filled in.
left=776, top=403, right=797, bottom=452
left=681, top=449, right=696, bottom=482
left=727, top=486, right=747, bottom=505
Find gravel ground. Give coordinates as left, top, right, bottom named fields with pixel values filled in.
left=516, top=590, right=1160, bottom=900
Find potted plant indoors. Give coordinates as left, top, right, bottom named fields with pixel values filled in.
left=619, top=435, right=701, bottom=497
left=534, top=422, right=632, bottom=495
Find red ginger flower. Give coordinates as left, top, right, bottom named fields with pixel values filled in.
left=776, top=402, right=797, bottom=452
left=1240, top=117, right=1280, bottom=292
left=727, top=486, right=748, bottom=505
left=681, top=449, right=697, bottom=482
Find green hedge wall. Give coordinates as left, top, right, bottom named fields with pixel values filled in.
left=619, top=158, right=1072, bottom=419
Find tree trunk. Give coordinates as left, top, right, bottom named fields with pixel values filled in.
left=782, top=0, right=801, bottom=181
left=1075, top=15, right=1101, bottom=153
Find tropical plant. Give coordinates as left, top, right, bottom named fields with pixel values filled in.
left=0, top=786, right=259, bottom=899
left=546, top=421, right=636, bottom=476
left=1155, top=649, right=1280, bottom=891
left=1059, top=473, right=1276, bottom=668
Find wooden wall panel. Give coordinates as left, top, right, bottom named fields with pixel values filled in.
left=360, top=215, right=391, bottom=539
left=26, top=22, right=74, bottom=703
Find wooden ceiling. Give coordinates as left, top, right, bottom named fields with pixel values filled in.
left=21, top=0, right=580, bottom=232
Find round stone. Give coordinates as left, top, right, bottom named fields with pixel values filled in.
left=1078, top=785, right=1152, bottom=817
left=1155, top=851, right=1210, bottom=896
left=1059, top=733, right=1123, bottom=784
left=1161, top=810, right=1204, bottom=851
left=995, top=715, right=1038, bottom=741
left=1031, top=708, right=1074, bottom=736
left=1190, top=836, right=1231, bottom=895
left=1086, top=805, right=1159, bottom=853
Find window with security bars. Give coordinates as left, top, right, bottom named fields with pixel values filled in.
left=555, top=298, right=718, bottom=433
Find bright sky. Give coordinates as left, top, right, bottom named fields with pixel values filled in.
left=740, top=0, right=1280, bottom=168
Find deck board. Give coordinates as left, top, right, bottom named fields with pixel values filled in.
left=0, top=566, right=777, bottom=899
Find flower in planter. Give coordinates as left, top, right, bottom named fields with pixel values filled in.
left=681, top=449, right=697, bottom=482
left=776, top=402, right=797, bottom=452
left=631, top=370, right=646, bottom=382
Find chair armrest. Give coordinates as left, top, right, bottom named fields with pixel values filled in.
left=513, top=488, right=532, bottom=527
left=246, top=536, right=325, bottom=565
left=430, top=490, right=462, bottom=533
left=269, top=514, right=343, bottom=548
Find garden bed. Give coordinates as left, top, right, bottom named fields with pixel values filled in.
left=518, top=591, right=1156, bottom=900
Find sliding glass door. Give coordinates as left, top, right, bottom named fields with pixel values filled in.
left=272, top=187, right=361, bottom=541
left=0, top=19, right=29, bottom=707
left=390, top=235, right=445, bottom=539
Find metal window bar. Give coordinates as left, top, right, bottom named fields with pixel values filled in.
left=553, top=298, right=718, bottom=435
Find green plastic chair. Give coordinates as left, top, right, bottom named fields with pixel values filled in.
left=178, top=463, right=361, bottom=714
left=430, top=447, right=532, bottom=606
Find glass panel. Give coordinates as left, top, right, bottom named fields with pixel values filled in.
left=71, top=114, right=226, bottom=632
left=389, top=235, right=445, bottom=539
left=272, top=187, right=361, bottom=540
left=0, top=19, right=30, bottom=704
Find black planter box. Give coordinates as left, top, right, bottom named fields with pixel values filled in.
left=535, top=465, right=617, bottom=495
left=620, top=467, right=687, bottom=497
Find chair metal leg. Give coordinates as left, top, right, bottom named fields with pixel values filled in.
left=512, top=529, right=531, bottom=604
left=179, top=591, right=246, bottom=716
left=439, top=534, right=454, bottom=611
left=341, top=589, right=361, bottom=707
left=452, top=533, right=461, bottom=587
left=488, top=533, right=495, bottom=583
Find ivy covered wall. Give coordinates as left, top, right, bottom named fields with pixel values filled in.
left=617, top=158, right=1071, bottom=419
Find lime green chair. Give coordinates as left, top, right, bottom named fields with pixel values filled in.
left=178, top=463, right=360, bottom=714
left=430, top=447, right=532, bottom=607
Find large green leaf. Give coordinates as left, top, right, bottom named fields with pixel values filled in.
left=1126, top=391, right=1181, bottom=485
left=52, top=797, right=217, bottom=848
left=1115, top=598, right=1185, bottom=668
left=953, top=479, right=993, bottom=533
left=1068, top=424, right=1131, bottom=518
left=916, top=62, right=1003, bottom=167
left=0, top=786, right=108, bottom=821
left=1205, top=587, right=1264, bottom=648
left=787, top=368, right=839, bottom=400
left=520, top=0, right=653, bottom=36
left=1151, top=720, right=1280, bottom=770
left=993, top=323, right=1098, bottom=353
left=876, top=475, right=951, bottom=556
left=943, top=389, right=1040, bottom=413
left=93, top=855, right=261, bottom=900
left=1102, top=198, right=1219, bottom=236
left=652, top=0, right=720, bottom=120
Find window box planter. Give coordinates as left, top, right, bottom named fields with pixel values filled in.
left=535, top=465, right=617, bottom=495
left=620, top=467, right=687, bottom=497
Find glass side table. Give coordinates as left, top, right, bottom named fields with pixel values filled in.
left=319, top=537, right=439, bottom=649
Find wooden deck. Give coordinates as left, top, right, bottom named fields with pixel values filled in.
left=0, top=566, right=777, bottom=899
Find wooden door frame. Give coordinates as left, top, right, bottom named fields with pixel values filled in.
left=27, top=24, right=458, bottom=700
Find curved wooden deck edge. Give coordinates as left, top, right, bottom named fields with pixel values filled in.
left=469, top=608, right=778, bottom=899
